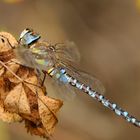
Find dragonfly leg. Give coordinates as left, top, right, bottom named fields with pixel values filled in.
left=35, top=68, right=47, bottom=95
left=41, top=71, right=46, bottom=86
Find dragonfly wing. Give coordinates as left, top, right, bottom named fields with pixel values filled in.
left=59, top=62, right=106, bottom=95
left=14, top=45, right=37, bottom=69
left=41, top=72, right=76, bottom=101
left=77, top=71, right=106, bottom=94
left=52, top=41, right=105, bottom=94
left=53, top=41, right=80, bottom=63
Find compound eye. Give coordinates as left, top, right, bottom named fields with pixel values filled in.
left=19, top=30, right=41, bottom=46
left=20, top=29, right=29, bottom=39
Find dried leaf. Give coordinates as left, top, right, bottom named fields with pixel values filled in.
left=4, top=83, right=31, bottom=114
left=38, top=95, right=63, bottom=135
left=0, top=31, right=63, bottom=138
left=5, top=62, right=20, bottom=78
left=25, top=120, right=50, bottom=138
left=0, top=66, right=5, bottom=76
left=0, top=105, right=22, bottom=123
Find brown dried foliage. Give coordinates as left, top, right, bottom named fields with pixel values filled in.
left=0, top=32, right=63, bottom=138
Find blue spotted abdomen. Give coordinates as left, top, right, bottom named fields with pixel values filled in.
left=47, top=67, right=71, bottom=84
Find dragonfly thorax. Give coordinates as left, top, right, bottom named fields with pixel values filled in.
left=30, top=43, right=55, bottom=71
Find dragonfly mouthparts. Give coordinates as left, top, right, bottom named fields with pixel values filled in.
left=19, top=28, right=41, bottom=46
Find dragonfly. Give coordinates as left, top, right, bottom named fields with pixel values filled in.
left=14, top=28, right=140, bottom=128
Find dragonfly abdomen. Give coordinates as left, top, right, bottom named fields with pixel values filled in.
left=69, top=78, right=140, bottom=127
left=47, top=67, right=140, bottom=128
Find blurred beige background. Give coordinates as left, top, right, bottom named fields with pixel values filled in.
left=0, top=0, right=140, bottom=140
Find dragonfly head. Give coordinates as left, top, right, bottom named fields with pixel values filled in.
left=19, top=28, right=41, bottom=46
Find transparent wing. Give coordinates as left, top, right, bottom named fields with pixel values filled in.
left=43, top=41, right=105, bottom=100
left=15, top=42, right=78, bottom=100
left=42, top=62, right=105, bottom=101
left=59, top=62, right=106, bottom=95
left=15, top=40, right=105, bottom=100
left=52, top=41, right=80, bottom=63
left=41, top=72, right=76, bottom=101
left=14, top=45, right=36, bottom=69
left=78, top=71, right=106, bottom=94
